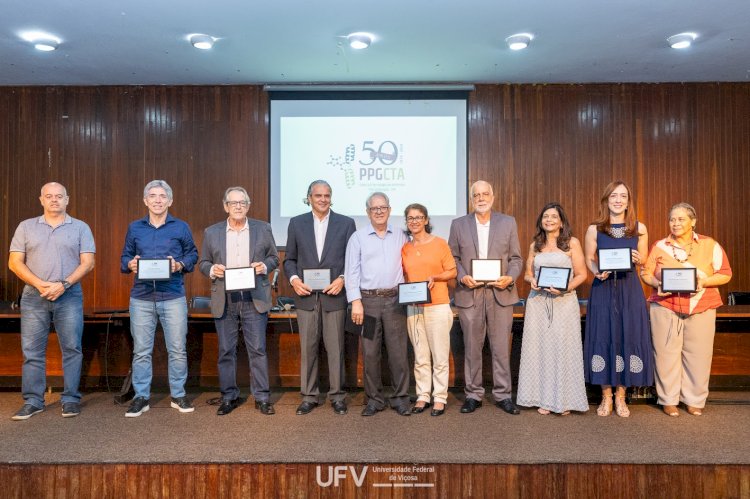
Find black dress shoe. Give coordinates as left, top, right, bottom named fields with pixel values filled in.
left=255, top=400, right=275, bottom=415
left=496, top=398, right=520, bottom=415
left=430, top=408, right=445, bottom=417
left=332, top=400, right=348, bottom=415
left=393, top=405, right=411, bottom=416
left=217, top=398, right=239, bottom=416
left=460, top=398, right=483, bottom=413
left=296, top=401, right=318, bottom=415
left=361, top=404, right=384, bottom=416
left=411, top=402, right=431, bottom=414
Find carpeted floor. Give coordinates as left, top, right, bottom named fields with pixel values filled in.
left=0, top=390, right=748, bottom=465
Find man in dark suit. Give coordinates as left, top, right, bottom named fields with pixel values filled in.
left=199, top=186, right=279, bottom=416
left=448, top=180, right=523, bottom=415
left=284, top=180, right=356, bottom=415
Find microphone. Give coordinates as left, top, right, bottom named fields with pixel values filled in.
left=271, top=268, right=280, bottom=291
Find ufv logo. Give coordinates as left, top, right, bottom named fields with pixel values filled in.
left=315, top=465, right=368, bottom=487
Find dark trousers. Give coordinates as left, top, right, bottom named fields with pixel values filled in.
left=215, top=291, right=270, bottom=403
left=361, top=294, right=409, bottom=409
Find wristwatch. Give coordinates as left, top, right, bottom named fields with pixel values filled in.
left=60, top=280, right=71, bottom=290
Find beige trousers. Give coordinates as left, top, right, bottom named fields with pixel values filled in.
left=649, top=303, right=716, bottom=408
left=406, top=304, right=453, bottom=404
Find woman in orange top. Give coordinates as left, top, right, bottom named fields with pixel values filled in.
left=401, top=203, right=457, bottom=416
left=641, top=203, right=732, bottom=417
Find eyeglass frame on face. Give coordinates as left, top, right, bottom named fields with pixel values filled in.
left=225, top=200, right=249, bottom=208
left=368, top=205, right=390, bottom=214
left=406, top=215, right=426, bottom=223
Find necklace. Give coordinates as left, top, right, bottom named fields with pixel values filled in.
left=412, top=235, right=434, bottom=256
left=608, top=225, right=626, bottom=238
left=671, top=240, right=694, bottom=263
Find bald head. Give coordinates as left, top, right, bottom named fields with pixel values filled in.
left=41, top=182, right=68, bottom=197
left=39, top=182, right=69, bottom=217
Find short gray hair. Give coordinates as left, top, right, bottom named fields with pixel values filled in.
left=307, top=180, right=332, bottom=197
left=143, top=180, right=173, bottom=201
left=366, top=191, right=389, bottom=209
left=669, top=202, right=697, bottom=221
left=470, top=180, right=494, bottom=198
left=223, top=186, right=251, bottom=204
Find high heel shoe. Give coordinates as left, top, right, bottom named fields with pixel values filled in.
left=597, top=395, right=613, bottom=417
left=614, top=395, right=630, bottom=418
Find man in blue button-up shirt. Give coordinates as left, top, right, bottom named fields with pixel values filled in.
left=120, top=180, right=198, bottom=417
left=345, top=192, right=410, bottom=417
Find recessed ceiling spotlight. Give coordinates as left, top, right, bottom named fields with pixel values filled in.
left=505, top=33, right=534, bottom=51
left=347, top=32, right=374, bottom=50
left=19, top=31, right=61, bottom=51
left=188, top=34, right=216, bottom=50
left=667, top=32, right=697, bottom=49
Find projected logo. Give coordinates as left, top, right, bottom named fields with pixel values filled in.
left=327, top=141, right=404, bottom=189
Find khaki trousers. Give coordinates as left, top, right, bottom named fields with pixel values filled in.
left=406, top=304, right=453, bottom=404
left=649, top=303, right=716, bottom=408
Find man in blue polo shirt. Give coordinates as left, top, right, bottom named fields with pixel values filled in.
left=8, top=182, right=96, bottom=420
left=120, top=180, right=198, bottom=417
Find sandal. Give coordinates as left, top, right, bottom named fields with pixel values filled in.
left=560, top=411, right=570, bottom=416
left=662, top=405, right=679, bottom=417
left=537, top=408, right=550, bottom=415
left=686, top=405, right=703, bottom=416
left=615, top=395, right=630, bottom=418
left=597, top=395, right=613, bottom=417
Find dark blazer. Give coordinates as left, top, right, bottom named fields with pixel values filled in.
left=198, top=218, right=279, bottom=318
left=283, top=210, right=356, bottom=312
left=448, top=211, right=523, bottom=308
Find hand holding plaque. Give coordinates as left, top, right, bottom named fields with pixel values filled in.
left=661, top=267, right=697, bottom=293
left=597, top=248, right=633, bottom=272
left=536, top=266, right=571, bottom=292
left=398, top=281, right=431, bottom=305
left=224, top=267, right=256, bottom=292
left=303, top=268, right=331, bottom=292
left=471, top=259, right=502, bottom=282
left=137, top=258, right=171, bottom=281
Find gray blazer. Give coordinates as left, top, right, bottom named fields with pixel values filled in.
left=283, top=210, right=356, bottom=312
left=199, top=218, right=279, bottom=318
left=448, top=211, right=523, bottom=308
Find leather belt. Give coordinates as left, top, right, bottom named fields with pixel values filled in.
left=361, top=288, right=397, bottom=297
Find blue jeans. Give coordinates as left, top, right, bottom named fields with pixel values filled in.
left=215, top=292, right=270, bottom=402
left=129, top=297, right=188, bottom=399
left=20, top=285, right=84, bottom=408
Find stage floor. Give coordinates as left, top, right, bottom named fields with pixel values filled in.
left=1, top=390, right=748, bottom=466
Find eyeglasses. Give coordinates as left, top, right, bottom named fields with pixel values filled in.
left=368, top=206, right=390, bottom=213
left=226, top=201, right=249, bottom=207
left=406, top=216, right=426, bottom=223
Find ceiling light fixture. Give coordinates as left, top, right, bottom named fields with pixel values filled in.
left=189, top=34, right=215, bottom=50
left=667, top=32, right=697, bottom=49
left=505, top=33, right=533, bottom=51
left=34, top=39, right=58, bottom=52
left=347, top=32, right=374, bottom=50
left=19, top=31, right=62, bottom=51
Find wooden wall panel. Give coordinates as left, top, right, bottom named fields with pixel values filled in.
left=1, top=83, right=749, bottom=308
left=1, top=463, right=747, bottom=499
